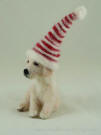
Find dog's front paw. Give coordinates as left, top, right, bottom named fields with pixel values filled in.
left=29, top=110, right=38, bottom=118
left=40, top=111, right=50, bottom=119
left=17, top=103, right=29, bottom=112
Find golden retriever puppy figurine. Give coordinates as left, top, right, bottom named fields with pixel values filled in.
left=17, top=57, right=60, bottom=119
left=17, top=6, right=87, bottom=119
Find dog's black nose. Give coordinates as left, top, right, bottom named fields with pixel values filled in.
left=24, top=69, right=29, bottom=75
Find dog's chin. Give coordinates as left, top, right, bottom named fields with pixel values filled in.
left=24, top=74, right=35, bottom=80
left=24, top=74, right=31, bottom=79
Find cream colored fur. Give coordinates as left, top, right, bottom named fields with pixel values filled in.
left=17, top=57, right=60, bottom=119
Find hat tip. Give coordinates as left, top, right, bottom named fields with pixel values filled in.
left=75, top=6, right=87, bottom=20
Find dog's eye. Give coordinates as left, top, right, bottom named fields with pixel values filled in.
left=33, top=61, right=39, bottom=66
left=26, top=60, right=29, bottom=63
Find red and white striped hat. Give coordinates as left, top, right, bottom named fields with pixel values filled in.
left=27, top=6, right=87, bottom=70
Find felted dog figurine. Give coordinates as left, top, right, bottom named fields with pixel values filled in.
left=17, top=6, right=87, bottom=119
left=17, top=58, right=60, bottom=119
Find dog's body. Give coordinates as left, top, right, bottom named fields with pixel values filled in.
left=17, top=57, right=60, bottom=119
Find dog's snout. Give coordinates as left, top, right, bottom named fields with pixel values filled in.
left=24, top=69, right=29, bottom=75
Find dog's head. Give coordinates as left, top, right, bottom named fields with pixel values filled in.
left=23, top=57, right=53, bottom=79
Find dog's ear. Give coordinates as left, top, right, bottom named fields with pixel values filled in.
left=43, top=67, right=53, bottom=77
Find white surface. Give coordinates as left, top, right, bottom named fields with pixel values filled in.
left=0, top=65, right=101, bottom=135
left=0, top=0, right=101, bottom=134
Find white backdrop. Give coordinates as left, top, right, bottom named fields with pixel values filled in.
left=0, top=0, right=101, bottom=134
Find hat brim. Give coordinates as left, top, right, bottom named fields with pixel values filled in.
left=26, top=50, right=58, bottom=71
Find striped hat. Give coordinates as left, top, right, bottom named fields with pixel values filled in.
left=27, top=6, right=87, bottom=70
